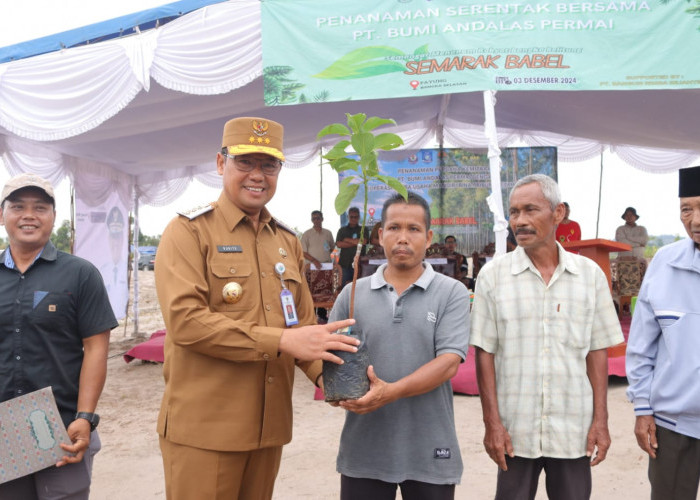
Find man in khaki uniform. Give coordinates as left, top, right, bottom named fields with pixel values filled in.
left=155, top=117, right=358, bottom=500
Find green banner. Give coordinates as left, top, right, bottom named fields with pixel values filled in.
left=261, top=0, right=700, bottom=104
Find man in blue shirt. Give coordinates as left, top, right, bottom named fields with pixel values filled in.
left=626, top=165, right=700, bottom=500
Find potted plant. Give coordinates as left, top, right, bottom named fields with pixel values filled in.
left=317, top=113, right=407, bottom=401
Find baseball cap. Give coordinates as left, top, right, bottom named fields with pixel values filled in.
left=1, top=173, right=55, bottom=204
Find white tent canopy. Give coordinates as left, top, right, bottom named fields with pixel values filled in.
left=1, top=0, right=699, bottom=213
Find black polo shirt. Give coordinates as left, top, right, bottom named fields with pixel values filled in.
left=0, top=242, right=118, bottom=427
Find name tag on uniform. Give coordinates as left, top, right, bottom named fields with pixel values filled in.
left=217, top=245, right=242, bottom=253
left=280, top=289, right=299, bottom=326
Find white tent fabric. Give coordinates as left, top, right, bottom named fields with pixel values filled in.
left=1, top=0, right=699, bottom=210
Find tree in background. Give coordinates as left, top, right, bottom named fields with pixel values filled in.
left=138, top=232, right=161, bottom=247
left=51, top=220, right=72, bottom=253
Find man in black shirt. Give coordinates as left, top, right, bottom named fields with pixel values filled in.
left=0, top=173, right=117, bottom=499
left=335, top=206, right=370, bottom=288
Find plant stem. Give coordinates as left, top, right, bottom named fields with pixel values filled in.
left=349, top=244, right=361, bottom=320
left=349, top=176, right=370, bottom=320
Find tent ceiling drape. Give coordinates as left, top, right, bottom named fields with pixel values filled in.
left=1, top=0, right=699, bottom=209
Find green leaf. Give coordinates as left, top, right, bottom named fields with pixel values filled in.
left=364, top=117, right=396, bottom=132
left=330, top=157, right=359, bottom=172
left=413, top=44, right=430, bottom=55
left=313, top=46, right=406, bottom=79
left=346, top=113, right=366, bottom=133
left=315, top=60, right=406, bottom=80
left=376, top=174, right=408, bottom=199
left=374, top=133, right=404, bottom=151
left=322, top=140, right=351, bottom=160
left=317, top=123, right=351, bottom=140
left=351, top=132, right=375, bottom=156
left=335, top=180, right=360, bottom=215
left=365, top=156, right=379, bottom=177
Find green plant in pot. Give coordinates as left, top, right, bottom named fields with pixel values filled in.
left=317, top=113, right=407, bottom=401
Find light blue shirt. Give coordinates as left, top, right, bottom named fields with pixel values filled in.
left=626, top=238, right=700, bottom=439
left=3, top=247, right=43, bottom=270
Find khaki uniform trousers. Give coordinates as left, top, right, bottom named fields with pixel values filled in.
left=160, top=437, right=283, bottom=500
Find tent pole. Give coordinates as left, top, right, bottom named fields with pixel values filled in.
left=319, top=148, right=323, bottom=211
left=437, top=94, right=450, bottom=241
left=69, top=182, right=75, bottom=254
left=482, top=90, right=508, bottom=256
left=132, top=190, right=140, bottom=337
left=595, top=148, right=604, bottom=238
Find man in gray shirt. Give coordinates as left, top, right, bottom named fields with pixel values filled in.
left=329, top=191, right=470, bottom=499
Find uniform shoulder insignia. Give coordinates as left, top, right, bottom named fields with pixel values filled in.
left=273, top=217, right=298, bottom=236
left=177, top=202, right=214, bottom=220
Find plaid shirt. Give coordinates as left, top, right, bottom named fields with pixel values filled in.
left=470, top=244, right=623, bottom=458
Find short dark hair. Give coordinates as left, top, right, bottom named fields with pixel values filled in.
left=444, top=235, right=456, bottom=243
left=348, top=207, right=360, bottom=215
left=311, top=210, right=323, bottom=218
left=381, top=191, right=430, bottom=230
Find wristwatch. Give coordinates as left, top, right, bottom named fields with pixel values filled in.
left=74, top=412, right=100, bottom=432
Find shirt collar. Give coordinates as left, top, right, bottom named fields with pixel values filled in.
left=1, top=241, right=56, bottom=270
left=217, top=191, right=274, bottom=233
left=370, top=261, right=436, bottom=290
left=510, top=242, right=580, bottom=279
left=668, top=238, right=700, bottom=274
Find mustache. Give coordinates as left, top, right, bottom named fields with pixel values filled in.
left=391, top=246, right=414, bottom=255
left=515, top=228, right=536, bottom=235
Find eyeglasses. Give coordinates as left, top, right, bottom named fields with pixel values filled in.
left=222, top=153, right=282, bottom=176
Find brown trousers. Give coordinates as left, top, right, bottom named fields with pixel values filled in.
left=160, top=437, right=282, bottom=500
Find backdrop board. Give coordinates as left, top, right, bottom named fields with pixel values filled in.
left=262, top=0, right=700, bottom=104
left=74, top=191, right=129, bottom=319
left=340, top=147, right=556, bottom=253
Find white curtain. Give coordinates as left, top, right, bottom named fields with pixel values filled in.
left=1, top=0, right=698, bottom=212
left=0, top=1, right=262, bottom=141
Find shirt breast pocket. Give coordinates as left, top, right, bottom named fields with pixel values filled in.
left=553, top=303, right=593, bottom=350
left=283, top=267, right=303, bottom=290
left=210, top=260, right=254, bottom=312
left=30, top=292, right=74, bottom=329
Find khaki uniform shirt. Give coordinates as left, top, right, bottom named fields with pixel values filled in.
left=155, top=192, right=320, bottom=451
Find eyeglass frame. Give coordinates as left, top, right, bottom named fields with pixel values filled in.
left=220, top=150, right=283, bottom=176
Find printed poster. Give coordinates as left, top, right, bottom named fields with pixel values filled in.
left=74, top=191, right=129, bottom=319
left=262, top=0, right=700, bottom=104
left=339, top=147, right=557, bottom=254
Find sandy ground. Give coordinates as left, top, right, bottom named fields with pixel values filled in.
left=90, top=271, right=667, bottom=499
